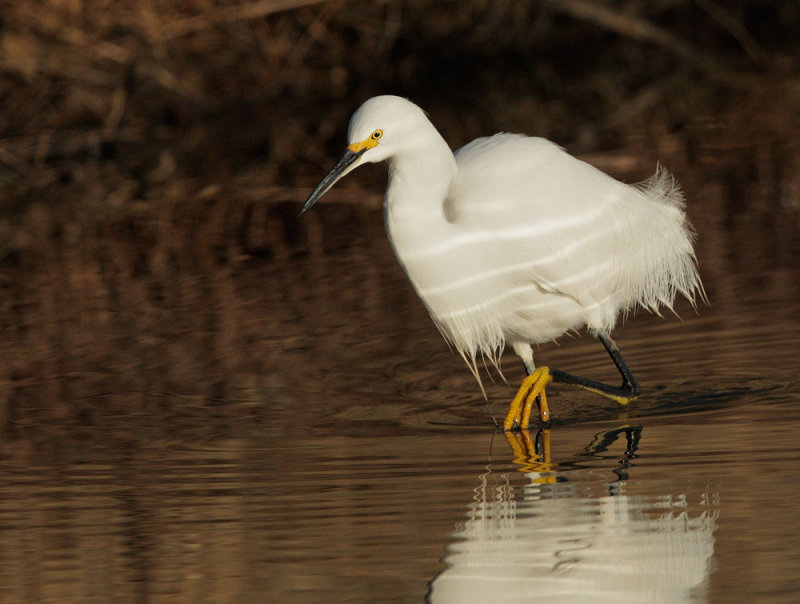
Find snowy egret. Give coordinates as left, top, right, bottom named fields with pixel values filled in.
left=300, top=95, right=704, bottom=430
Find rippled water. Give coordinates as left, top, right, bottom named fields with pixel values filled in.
left=1, top=149, right=800, bottom=602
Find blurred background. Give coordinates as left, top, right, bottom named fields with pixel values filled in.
left=1, top=3, right=800, bottom=601
left=1, top=0, right=798, bottom=426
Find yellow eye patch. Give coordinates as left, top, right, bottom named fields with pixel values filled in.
left=348, top=129, right=383, bottom=153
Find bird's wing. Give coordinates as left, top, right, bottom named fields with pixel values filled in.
left=448, top=134, right=618, bottom=228
left=448, top=134, right=632, bottom=303
left=447, top=133, right=701, bottom=331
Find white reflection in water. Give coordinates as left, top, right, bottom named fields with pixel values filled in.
left=429, top=429, right=718, bottom=604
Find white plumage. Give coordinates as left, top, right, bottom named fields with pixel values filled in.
left=428, top=473, right=718, bottom=603
left=300, top=95, right=704, bottom=421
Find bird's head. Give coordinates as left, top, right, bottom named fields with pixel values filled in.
left=298, top=95, right=431, bottom=216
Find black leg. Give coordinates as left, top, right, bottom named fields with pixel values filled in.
left=584, top=424, right=642, bottom=456
left=549, top=333, right=640, bottom=404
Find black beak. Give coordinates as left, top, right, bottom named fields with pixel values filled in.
left=298, top=148, right=366, bottom=217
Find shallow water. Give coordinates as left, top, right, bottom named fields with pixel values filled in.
left=2, top=149, right=800, bottom=602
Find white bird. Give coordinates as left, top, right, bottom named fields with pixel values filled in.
left=299, top=95, right=704, bottom=429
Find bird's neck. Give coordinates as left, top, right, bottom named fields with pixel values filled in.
left=383, top=140, right=458, bottom=292
left=385, top=141, right=456, bottom=225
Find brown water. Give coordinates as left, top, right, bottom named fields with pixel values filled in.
left=1, top=147, right=800, bottom=603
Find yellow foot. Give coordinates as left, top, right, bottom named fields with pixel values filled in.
left=503, top=367, right=554, bottom=431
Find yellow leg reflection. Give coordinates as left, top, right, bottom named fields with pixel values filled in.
left=504, top=425, right=642, bottom=483
left=504, top=428, right=556, bottom=481
left=503, top=367, right=553, bottom=431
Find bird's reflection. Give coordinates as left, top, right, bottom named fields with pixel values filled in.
left=428, top=425, right=718, bottom=603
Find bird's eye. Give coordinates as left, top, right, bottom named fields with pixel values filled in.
left=371, top=129, right=383, bottom=140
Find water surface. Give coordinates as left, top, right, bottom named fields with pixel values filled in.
left=1, top=148, right=799, bottom=603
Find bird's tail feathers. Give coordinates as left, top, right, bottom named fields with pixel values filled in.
left=627, top=166, right=706, bottom=316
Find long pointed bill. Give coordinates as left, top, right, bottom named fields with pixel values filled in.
left=298, top=147, right=366, bottom=217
